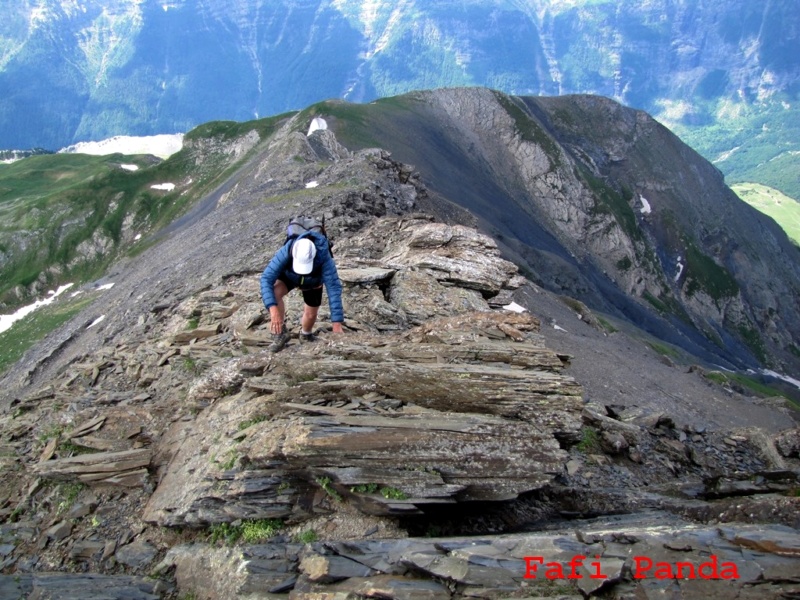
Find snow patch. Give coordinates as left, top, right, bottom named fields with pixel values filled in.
left=639, top=194, right=651, bottom=214
left=553, top=323, right=568, bottom=332
left=305, top=181, right=319, bottom=189
left=120, top=164, right=139, bottom=171
left=307, top=117, right=328, bottom=136
left=674, top=256, right=684, bottom=282
left=0, top=283, right=74, bottom=334
left=502, top=302, right=527, bottom=314
left=59, top=134, right=184, bottom=159
left=151, top=183, right=175, bottom=191
left=761, top=369, right=800, bottom=390
left=87, top=315, right=106, bottom=329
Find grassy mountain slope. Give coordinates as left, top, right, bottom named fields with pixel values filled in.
left=732, top=183, right=800, bottom=245
left=0, top=116, right=289, bottom=309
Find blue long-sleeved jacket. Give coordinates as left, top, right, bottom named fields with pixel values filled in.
left=260, top=231, right=344, bottom=323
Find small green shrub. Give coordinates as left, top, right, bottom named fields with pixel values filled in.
left=238, top=415, right=269, bottom=430
left=576, top=427, right=601, bottom=454
left=316, top=476, right=342, bottom=502
left=380, top=487, right=409, bottom=500
left=296, top=529, right=319, bottom=544
left=350, top=483, right=379, bottom=494
left=56, top=482, right=85, bottom=515
left=241, top=519, right=283, bottom=543
left=181, top=357, right=203, bottom=375
left=208, top=518, right=284, bottom=545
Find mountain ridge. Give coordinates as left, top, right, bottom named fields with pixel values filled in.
left=0, top=97, right=797, bottom=599
left=1, top=0, right=798, bottom=200
left=2, top=88, right=799, bottom=379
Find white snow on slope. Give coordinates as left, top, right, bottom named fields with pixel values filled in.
left=675, top=257, right=684, bottom=281
left=59, top=134, right=184, bottom=159
left=307, top=117, right=327, bottom=136
left=0, top=284, right=74, bottom=334
left=761, top=369, right=800, bottom=390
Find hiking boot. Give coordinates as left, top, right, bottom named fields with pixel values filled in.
left=298, top=332, right=316, bottom=344
left=269, top=331, right=290, bottom=353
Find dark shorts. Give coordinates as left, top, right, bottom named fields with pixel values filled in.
left=278, top=275, right=323, bottom=307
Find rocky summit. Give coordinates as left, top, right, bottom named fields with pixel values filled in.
left=0, top=109, right=799, bottom=599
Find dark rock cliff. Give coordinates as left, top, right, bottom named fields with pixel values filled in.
left=310, top=89, right=800, bottom=373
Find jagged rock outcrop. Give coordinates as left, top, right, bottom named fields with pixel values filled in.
left=141, top=217, right=581, bottom=526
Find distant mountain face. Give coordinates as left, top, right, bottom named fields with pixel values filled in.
left=1, top=0, right=798, bottom=197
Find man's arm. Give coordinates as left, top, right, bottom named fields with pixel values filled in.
left=260, top=244, right=290, bottom=309
left=321, top=254, right=344, bottom=328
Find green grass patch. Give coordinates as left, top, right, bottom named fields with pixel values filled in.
left=380, top=486, right=409, bottom=500
left=296, top=529, right=319, bottom=544
left=661, top=95, right=800, bottom=202
left=316, top=476, right=343, bottom=502
left=350, top=483, right=379, bottom=494
left=238, top=415, right=269, bottom=431
left=737, top=324, right=767, bottom=364
left=704, top=370, right=798, bottom=407
left=180, top=357, right=203, bottom=376
left=576, top=426, right=601, bottom=454
left=582, top=167, right=641, bottom=241
left=0, top=293, right=94, bottom=376
left=55, top=482, right=85, bottom=516
left=596, top=316, right=618, bottom=334
left=208, top=518, right=284, bottom=546
left=683, top=242, right=739, bottom=301
left=647, top=340, right=682, bottom=360
left=642, top=291, right=670, bottom=313
left=0, top=116, right=287, bottom=310
left=731, top=182, right=800, bottom=246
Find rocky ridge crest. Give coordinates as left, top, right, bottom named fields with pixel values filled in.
left=0, top=119, right=798, bottom=599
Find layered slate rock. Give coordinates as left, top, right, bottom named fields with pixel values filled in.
left=143, top=309, right=583, bottom=525
left=138, top=216, right=583, bottom=526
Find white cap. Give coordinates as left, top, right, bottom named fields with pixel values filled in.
left=292, top=238, right=317, bottom=274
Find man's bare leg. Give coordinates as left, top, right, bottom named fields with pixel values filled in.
left=269, top=280, right=290, bottom=352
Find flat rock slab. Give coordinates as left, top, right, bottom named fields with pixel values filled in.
left=159, top=522, right=800, bottom=600
left=338, top=268, right=396, bottom=284
left=32, top=448, right=152, bottom=487
left=0, top=572, right=171, bottom=599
